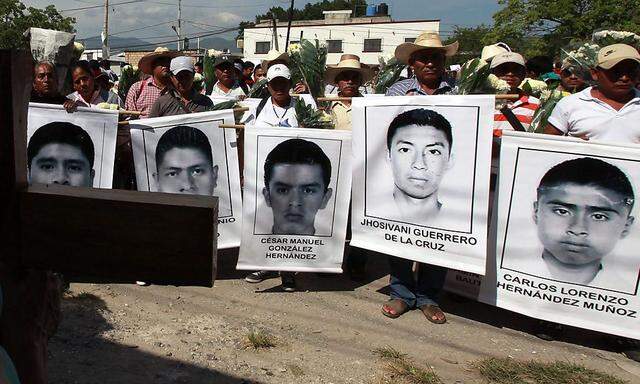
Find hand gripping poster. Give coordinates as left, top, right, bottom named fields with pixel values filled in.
left=237, top=127, right=352, bottom=273
left=484, top=131, right=640, bottom=339
left=130, top=110, right=242, bottom=249
left=27, top=103, right=118, bottom=189
left=350, top=96, right=494, bottom=274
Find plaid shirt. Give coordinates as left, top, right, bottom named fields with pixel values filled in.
left=385, top=77, right=453, bottom=96
left=125, top=77, right=165, bottom=118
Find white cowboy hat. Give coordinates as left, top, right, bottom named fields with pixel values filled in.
left=481, top=43, right=511, bottom=63
left=394, top=31, right=458, bottom=64
left=139, top=47, right=181, bottom=75
left=324, top=54, right=374, bottom=85
left=261, top=49, right=290, bottom=71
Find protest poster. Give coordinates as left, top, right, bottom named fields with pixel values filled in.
left=350, top=95, right=494, bottom=274
left=27, top=103, right=118, bottom=189
left=129, top=110, right=242, bottom=249
left=237, top=127, right=352, bottom=273
left=444, top=270, right=483, bottom=299
left=483, top=131, right=640, bottom=339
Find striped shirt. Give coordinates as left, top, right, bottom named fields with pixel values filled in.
left=125, top=77, right=165, bottom=118
left=385, top=77, right=453, bottom=96
left=493, top=94, right=540, bottom=134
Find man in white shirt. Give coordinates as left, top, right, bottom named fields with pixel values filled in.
left=254, top=64, right=299, bottom=127
left=209, top=54, right=247, bottom=98
left=545, top=44, right=640, bottom=141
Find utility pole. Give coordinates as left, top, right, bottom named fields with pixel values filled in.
left=285, top=0, right=294, bottom=50
left=177, top=0, right=182, bottom=51
left=272, top=16, right=279, bottom=51
left=102, top=0, right=109, bottom=59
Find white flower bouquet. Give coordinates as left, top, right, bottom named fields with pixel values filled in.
left=593, top=30, right=640, bottom=48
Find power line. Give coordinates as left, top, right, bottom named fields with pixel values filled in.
left=109, top=20, right=177, bottom=36
left=61, top=0, right=144, bottom=12
left=110, top=25, right=240, bottom=49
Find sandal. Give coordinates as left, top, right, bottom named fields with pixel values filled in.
left=419, top=304, right=447, bottom=324
left=381, top=299, right=409, bottom=319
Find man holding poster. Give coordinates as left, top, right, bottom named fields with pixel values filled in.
left=350, top=31, right=494, bottom=325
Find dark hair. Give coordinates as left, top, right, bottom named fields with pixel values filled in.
left=71, top=60, right=93, bottom=77
left=195, top=61, right=203, bottom=67
left=264, top=139, right=331, bottom=190
left=155, top=125, right=213, bottom=167
left=537, top=157, right=635, bottom=210
left=243, top=61, right=255, bottom=70
left=526, top=56, right=553, bottom=77
left=27, top=122, right=95, bottom=169
left=386, top=108, right=453, bottom=152
left=253, top=65, right=263, bottom=74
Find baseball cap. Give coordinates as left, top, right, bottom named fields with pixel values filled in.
left=170, top=56, right=194, bottom=75
left=213, top=54, right=235, bottom=68
left=266, top=64, right=291, bottom=81
left=596, top=44, right=640, bottom=69
left=234, top=62, right=243, bottom=72
left=490, top=51, right=525, bottom=69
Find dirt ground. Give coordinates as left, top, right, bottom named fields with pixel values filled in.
left=48, top=254, right=640, bottom=384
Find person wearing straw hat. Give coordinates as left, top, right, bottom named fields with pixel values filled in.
left=386, top=31, right=458, bottom=96
left=325, top=54, right=373, bottom=130
left=125, top=47, right=180, bottom=118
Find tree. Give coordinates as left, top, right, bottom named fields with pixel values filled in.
left=444, top=25, right=492, bottom=64
left=487, top=0, right=640, bottom=58
left=0, top=0, right=75, bottom=49
left=252, top=0, right=367, bottom=25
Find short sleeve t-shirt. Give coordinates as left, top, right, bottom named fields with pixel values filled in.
left=548, top=87, right=640, bottom=143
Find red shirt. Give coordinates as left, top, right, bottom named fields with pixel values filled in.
left=125, top=77, right=165, bottom=118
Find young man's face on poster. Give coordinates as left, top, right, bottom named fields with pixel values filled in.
left=29, top=142, right=94, bottom=187
left=263, top=163, right=332, bottom=235
left=388, top=124, right=452, bottom=199
left=156, top=147, right=218, bottom=195
left=534, top=183, right=634, bottom=266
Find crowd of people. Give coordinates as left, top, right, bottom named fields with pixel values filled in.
left=21, top=28, right=640, bottom=381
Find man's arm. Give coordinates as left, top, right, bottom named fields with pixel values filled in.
left=543, top=123, right=564, bottom=136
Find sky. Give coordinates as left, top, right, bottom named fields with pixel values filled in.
left=23, top=0, right=500, bottom=44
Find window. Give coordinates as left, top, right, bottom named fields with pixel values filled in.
left=363, top=38, right=382, bottom=52
left=404, top=37, right=416, bottom=43
left=255, top=41, right=270, bottom=54
left=326, top=39, right=343, bottom=53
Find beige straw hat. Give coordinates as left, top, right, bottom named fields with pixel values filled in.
left=261, top=50, right=290, bottom=71
left=394, top=31, right=459, bottom=64
left=324, top=54, right=374, bottom=85
left=139, top=47, right=181, bottom=75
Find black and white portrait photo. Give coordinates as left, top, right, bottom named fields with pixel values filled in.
left=237, top=127, right=352, bottom=273
left=350, top=96, right=494, bottom=275
left=261, top=138, right=333, bottom=236
left=28, top=103, right=118, bottom=188
left=130, top=110, right=243, bottom=249
left=493, top=131, right=640, bottom=340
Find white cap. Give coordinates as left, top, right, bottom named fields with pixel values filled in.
left=266, top=64, right=291, bottom=81
left=490, top=51, right=525, bottom=69
left=170, top=56, right=194, bottom=75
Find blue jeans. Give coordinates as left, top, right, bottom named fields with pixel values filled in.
left=389, top=257, right=447, bottom=308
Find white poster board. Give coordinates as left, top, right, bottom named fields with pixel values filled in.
left=351, top=95, right=494, bottom=275
left=129, top=110, right=242, bottom=249
left=483, top=131, right=640, bottom=339
left=27, top=103, right=118, bottom=188
left=237, top=127, right=352, bottom=273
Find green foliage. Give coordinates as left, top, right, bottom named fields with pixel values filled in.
left=487, top=0, right=640, bottom=58
left=117, top=65, right=141, bottom=101
left=529, top=89, right=566, bottom=133
left=456, top=58, right=493, bottom=94
left=207, top=100, right=237, bottom=111
left=374, top=56, right=406, bottom=94
left=247, top=78, right=268, bottom=98
left=0, top=0, right=75, bottom=49
left=444, top=24, right=493, bottom=63
left=293, top=98, right=334, bottom=129
left=288, top=39, right=327, bottom=100
left=202, top=54, right=216, bottom=94
left=474, top=357, right=627, bottom=384
left=253, top=0, right=368, bottom=24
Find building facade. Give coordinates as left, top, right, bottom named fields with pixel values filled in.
left=241, top=10, right=440, bottom=65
